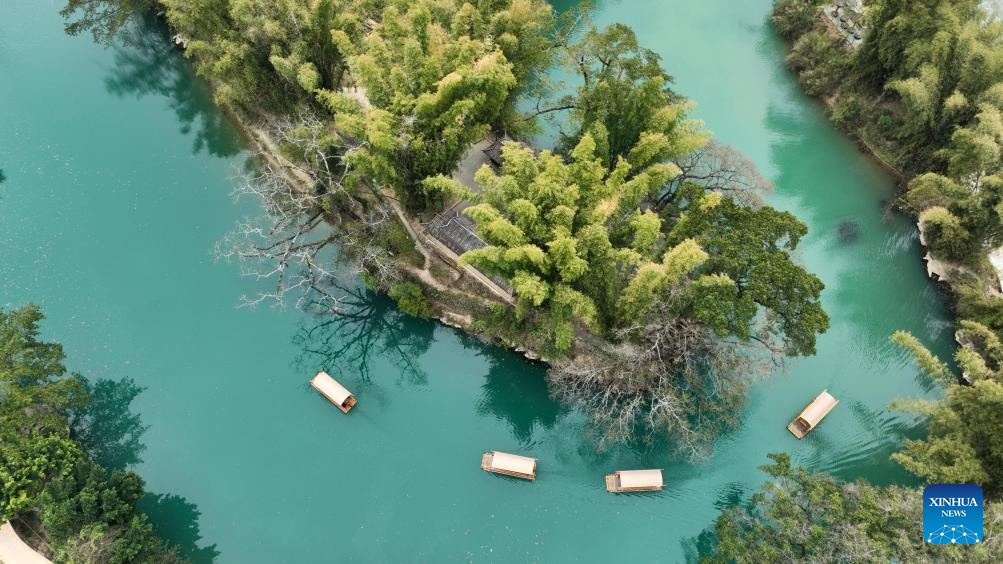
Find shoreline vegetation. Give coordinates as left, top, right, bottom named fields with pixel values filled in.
left=695, top=0, right=1003, bottom=561
left=35, top=0, right=999, bottom=561
left=0, top=305, right=195, bottom=563
left=57, top=0, right=833, bottom=460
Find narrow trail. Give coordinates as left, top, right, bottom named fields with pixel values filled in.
left=0, top=522, right=52, bottom=564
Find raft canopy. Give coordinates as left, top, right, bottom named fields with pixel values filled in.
left=788, top=390, right=838, bottom=439
left=481, top=451, right=537, bottom=480
left=310, top=371, right=356, bottom=413
left=606, top=469, right=663, bottom=492
left=619, top=469, right=663, bottom=490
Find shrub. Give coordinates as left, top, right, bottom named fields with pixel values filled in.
left=786, top=30, right=850, bottom=96
left=876, top=112, right=898, bottom=135
left=389, top=282, right=433, bottom=319
left=920, top=206, right=975, bottom=262
left=830, top=93, right=864, bottom=128
left=772, top=0, right=824, bottom=40
left=902, top=173, right=964, bottom=212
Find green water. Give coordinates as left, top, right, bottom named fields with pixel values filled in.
left=0, top=1, right=955, bottom=561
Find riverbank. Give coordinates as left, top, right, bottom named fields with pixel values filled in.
left=0, top=522, right=52, bottom=564
left=772, top=1, right=1003, bottom=342
left=227, top=103, right=547, bottom=359
left=5, top=1, right=961, bottom=559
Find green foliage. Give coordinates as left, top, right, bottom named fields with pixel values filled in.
left=771, top=0, right=825, bottom=41
left=785, top=30, right=851, bottom=97
left=876, top=111, right=898, bottom=135
left=557, top=24, right=708, bottom=168
left=919, top=205, right=976, bottom=262
left=388, top=282, right=433, bottom=319
left=902, top=172, right=964, bottom=211
left=60, top=0, right=156, bottom=45
left=829, top=92, right=864, bottom=128
left=703, top=453, right=1002, bottom=562
left=0, top=305, right=180, bottom=562
left=458, top=23, right=826, bottom=358
left=891, top=322, right=1003, bottom=497
left=162, top=0, right=362, bottom=107
left=669, top=192, right=829, bottom=356
left=461, top=134, right=685, bottom=352
left=890, top=330, right=952, bottom=382
left=316, top=0, right=554, bottom=211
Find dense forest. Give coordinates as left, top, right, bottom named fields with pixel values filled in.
left=0, top=304, right=189, bottom=562
left=56, top=0, right=833, bottom=459
left=693, top=0, right=1003, bottom=560
left=44, top=0, right=1003, bottom=561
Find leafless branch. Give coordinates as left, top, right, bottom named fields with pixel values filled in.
left=657, top=140, right=774, bottom=210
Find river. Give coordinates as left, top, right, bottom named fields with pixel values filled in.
left=0, top=1, right=955, bottom=561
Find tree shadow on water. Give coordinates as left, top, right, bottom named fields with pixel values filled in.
left=71, top=377, right=148, bottom=470
left=101, top=16, right=243, bottom=158
left=292, top=286, right=436, bottom=388
left=474, top=347, right=564, bottom=445
left=139, top=493, right=220, bottom=563
left=69, top=376, right=219, bottom=561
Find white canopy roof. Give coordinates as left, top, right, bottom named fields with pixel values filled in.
left=800, top=391, right=838, bottom=427
left=618, top=469, right=663, bottom=489
left=311, top=371, right=352, bottom=405
left=490, top=451, right=536, bottom=475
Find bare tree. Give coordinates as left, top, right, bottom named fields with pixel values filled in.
left=655, top=140, right=774, bottom=211
left=214, top=112, right=399, bottom=313
left=547, top=299, right=782, bottom=459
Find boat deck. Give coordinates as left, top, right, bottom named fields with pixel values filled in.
left=605, top=474, right=620, bottom=492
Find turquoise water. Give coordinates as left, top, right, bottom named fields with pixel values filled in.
left=0, top=1, right=954, bottom=561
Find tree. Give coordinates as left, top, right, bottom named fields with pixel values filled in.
left=159, top=0, right=363, bottom=109
left=771, top=0, right=825, bottom=41
left=60, top=0, right=156, bottom=45
left=548, top=313, right=767, bottom=458
left=449, top=133, right=685, bottom=353
left=310, top=0, right=559, bottom=211
left=701, top=453, right=1003, bottom=562
left=892, top=321, right=1003, bottom=497
left=785, top=30, right=851, bottom=97
left=0, top=305, right=182, bottom=562
left=919, top=205, right=976, bottom=262
left=551, top=24, right=707, bottom=169
left=668, top=192, right=828, bottom=357
left=0, top=304, right=86, bottom=438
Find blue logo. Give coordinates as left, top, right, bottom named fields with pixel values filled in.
left=923, top=484, right=983, bottom=545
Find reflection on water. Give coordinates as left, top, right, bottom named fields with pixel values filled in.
left=292, top=287, right=434, bottom=387
left=66, top=375, right=219, bottom=561
left=102, top=16, right=242, bottom=158
left=71, top=377, right=148, bottom=470
left=475, top=348, right=563, bottom=445
left=140, top=493, right=220, bottom=563
left=824, top=400, right=927, bottom=487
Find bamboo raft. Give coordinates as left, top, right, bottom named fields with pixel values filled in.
left=787, top=389, right=838, bottom=439
left=605, top=469, right=664, bottom=493
left=481, top=451, right=537, bottom=480
left=310, top=371, right=357, bottom=414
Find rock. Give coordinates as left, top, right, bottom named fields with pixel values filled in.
left=837, top=220, right=860, bottom=244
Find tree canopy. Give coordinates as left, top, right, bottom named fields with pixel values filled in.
left=892, top=321, right=1003, bottom=497
left=702, top=453, right=1002, bottom=562
left=0, top=305, right=183, bottom=562
left=447, top=23, right=827, bottom=452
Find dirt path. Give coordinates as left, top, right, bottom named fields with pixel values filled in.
left=0, top=522, right=51, bottom=564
